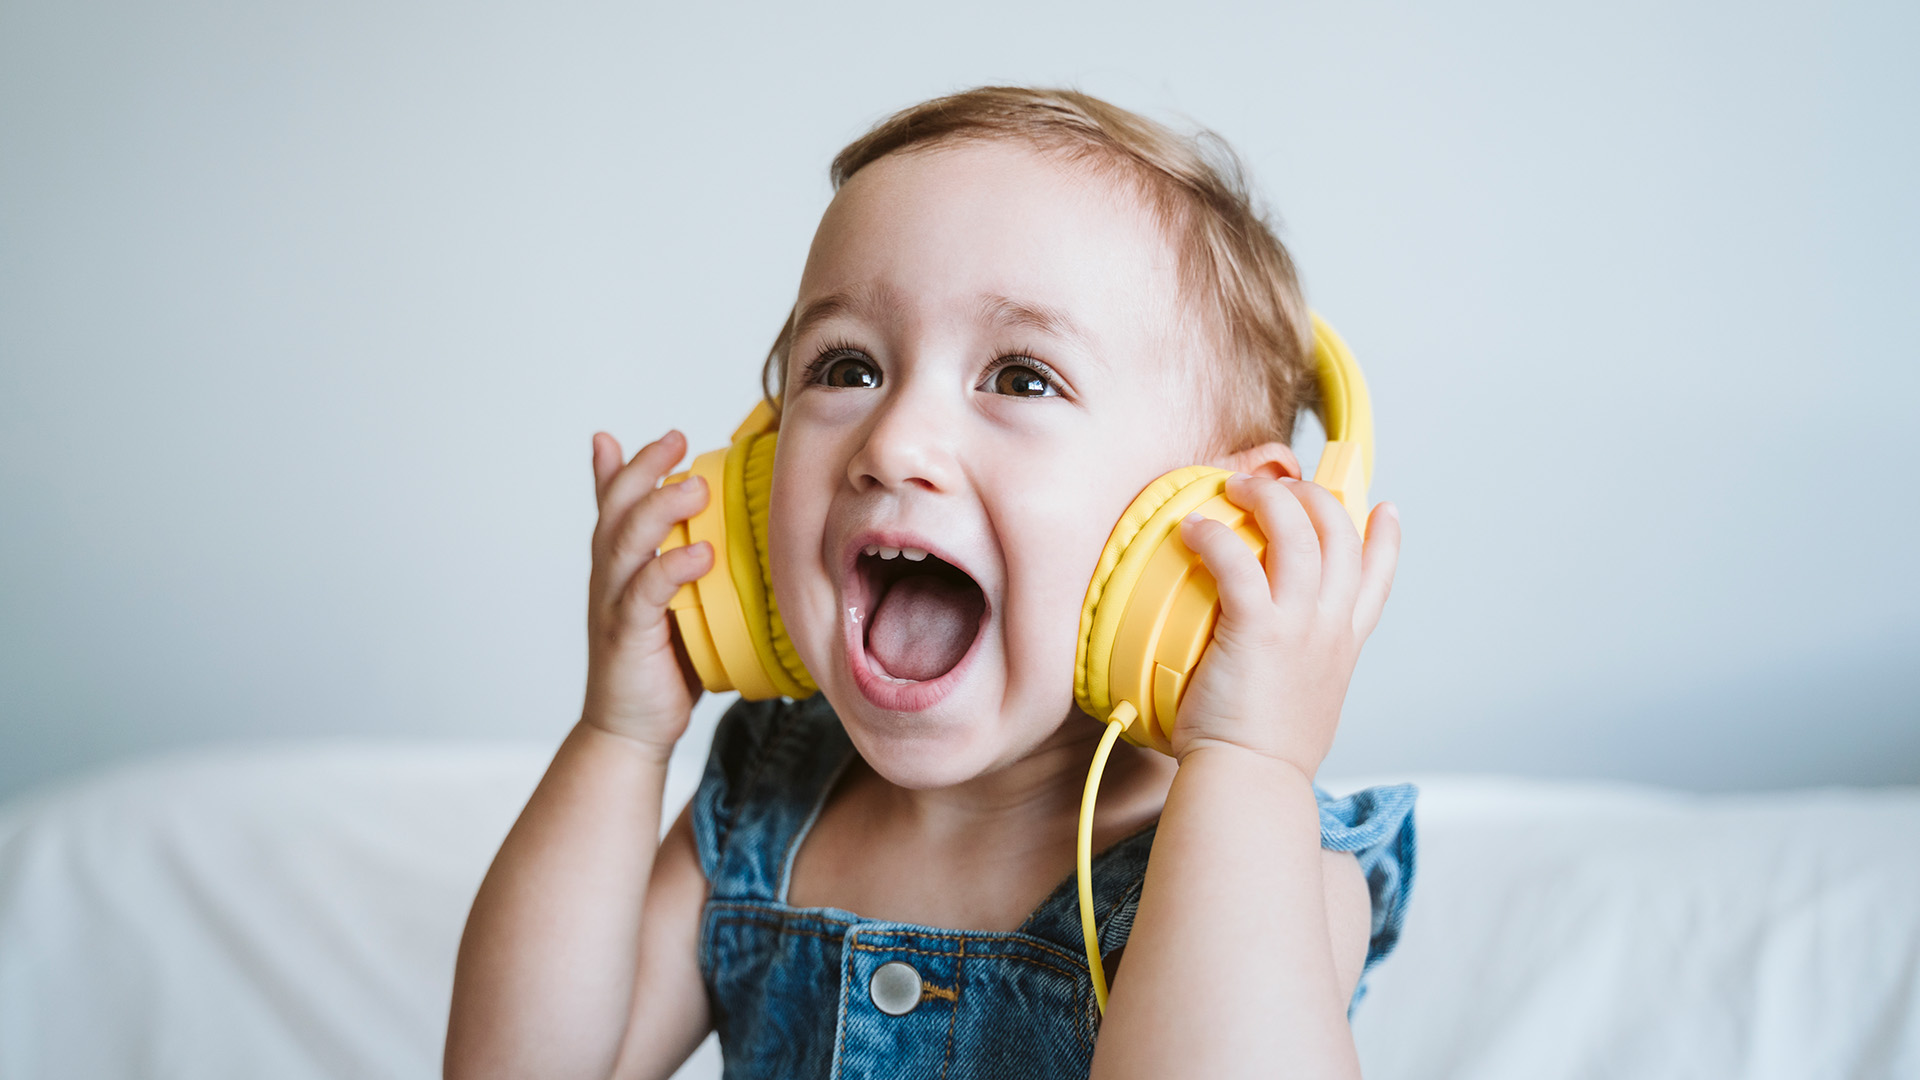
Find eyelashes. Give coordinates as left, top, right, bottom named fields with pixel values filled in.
left=799, top=341, right=1067, bottom=398
left=979, top=354, right=1063, bottom=398
left=796, top=341, right=870, bottom=388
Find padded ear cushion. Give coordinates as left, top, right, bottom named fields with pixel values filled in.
left=741, top=431, right=816, bottom=697
left=1074, top=466, right=1225, bottom=720
left=715, top=430, right=781, bottom=698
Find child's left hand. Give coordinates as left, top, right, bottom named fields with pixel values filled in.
left=1170, top=474, right=1401, bottom=778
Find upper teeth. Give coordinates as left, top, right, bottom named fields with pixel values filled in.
left=863, top=545, right=930, bottom=561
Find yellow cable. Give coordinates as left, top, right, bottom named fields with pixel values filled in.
left=1078, top=702, right=1135, bottom=1015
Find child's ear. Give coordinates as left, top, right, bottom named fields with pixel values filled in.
left=1213, top=441, right=1301, bottom=480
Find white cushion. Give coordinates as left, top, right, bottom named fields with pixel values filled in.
left=1, top=747, right=1916, bottom=1079
left=1352, top=777, right=1920, bottom=1079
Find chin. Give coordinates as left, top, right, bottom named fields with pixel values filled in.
left=817, top=657, right=1016, bottom=790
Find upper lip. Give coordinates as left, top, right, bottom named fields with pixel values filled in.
left=839, top=528, right=984, bottom=590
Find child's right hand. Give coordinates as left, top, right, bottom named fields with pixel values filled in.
left=581, top=429, right=715, bottom=757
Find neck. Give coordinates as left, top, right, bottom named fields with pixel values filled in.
left=868, top=709, right=1175, bottom=845
left=790, top=706, right=1176, bottom=930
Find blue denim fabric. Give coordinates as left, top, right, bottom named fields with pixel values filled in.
left=693, top=695, right=1417, bottom=1080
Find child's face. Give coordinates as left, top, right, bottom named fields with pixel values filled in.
left=770, top=143, right=1224, bottom=788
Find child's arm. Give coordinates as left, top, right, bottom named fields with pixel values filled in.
left=446, top=431, right=717, bottom=1080
left=1092, top=476, right=1400, bottom=1080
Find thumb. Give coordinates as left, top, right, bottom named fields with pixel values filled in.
left=591, top=432, right=623, bottom=502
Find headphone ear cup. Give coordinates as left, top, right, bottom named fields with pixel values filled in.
left=1075, top=467, right=1217, bottom=721
left=1074, top=467, right=1264, bottom=753
left=662, top=447, right=745, bottom=694
left=741, top=431, right=816, bottom=698
left=660, top=420, right=814, bottom=701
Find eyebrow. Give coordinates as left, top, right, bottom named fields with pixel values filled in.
left=976, top=294, right=1095, bottom=358
left=790, top=283, right=905, bottom=344
left=788, top=286, right=1102, bottom=368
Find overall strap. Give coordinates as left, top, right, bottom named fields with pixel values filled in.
left=1017, top=822, right=1159, bottom=960
left=692, top=695, right=856, bottom=902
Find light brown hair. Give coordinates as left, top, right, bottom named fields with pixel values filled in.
left=764, top=86, right=1315, bottom=449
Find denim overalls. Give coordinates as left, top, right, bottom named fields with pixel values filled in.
left=693, top=695, right=1417, bottom=1080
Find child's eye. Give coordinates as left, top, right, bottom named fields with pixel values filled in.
left=984, top=360, right=1060, bottom=398
left=811, top=352, right=882, bottom=389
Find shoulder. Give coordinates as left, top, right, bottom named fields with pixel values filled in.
left=1314, top=783, right=1419, bottom=984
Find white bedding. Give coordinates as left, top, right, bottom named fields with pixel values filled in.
left=1351, top=778, right=1920, bottom=1078
left=1, top=743, right=1915, bottom=1079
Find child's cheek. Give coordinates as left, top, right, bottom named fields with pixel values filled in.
left=995, top=488, right=1118, bottom=710
left=767, top=443, right=843, bottom=684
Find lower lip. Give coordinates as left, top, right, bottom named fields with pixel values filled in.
left=842, top=602, right=988, bottom=713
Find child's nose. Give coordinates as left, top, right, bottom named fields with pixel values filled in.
left=846, top=392, right=957, bottom=495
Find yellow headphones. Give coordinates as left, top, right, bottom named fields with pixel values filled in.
left=1069, top=315, right=1371, bottom=756
left=660, top=314, right=1373, bottom=1012
left=659, top=311, right=1372, bottom=736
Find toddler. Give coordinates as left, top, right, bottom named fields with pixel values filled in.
left=447, top=87, right=1416, bottom=1080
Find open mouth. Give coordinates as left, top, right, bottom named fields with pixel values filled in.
left=849, top=543, right=988, bottom=693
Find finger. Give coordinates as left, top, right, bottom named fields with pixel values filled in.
left=601, top=473, right=710, bottom=584
left=1226, top=474, right=1319, bottom=613
left=1352, top=503, right=1402, bottom=638
left=1285, top=479, right=1365, bottom=612
left=623, top=540, right=714, bottom=613
left=592, top=432, right=625, bottom=502
left=594, top=430, right=689, bottom=550
left=598, top=429, right=688, bottom=516
left=1179, top=513, right=1273, bottom=632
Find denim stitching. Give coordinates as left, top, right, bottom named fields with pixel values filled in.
left=711, top=908, right=1092, bottom=981
left=713, top=920, right=844, bottom=944
left=707, top=901, right=855, bottom=927
left=840, top=928, right=1088, bottom=972
left=845, top=942, right=1081, bottom=984
left=706, top=903, right=1098, bottom=980
left=828, top=924, right=853, bottom=1080
left=938, top=937, right=963, bottom=1080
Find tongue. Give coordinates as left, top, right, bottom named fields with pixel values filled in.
left=866, top=573, right=984, bottom=682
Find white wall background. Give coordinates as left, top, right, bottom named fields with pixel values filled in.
left=2, top=0, right=1915, bottom=801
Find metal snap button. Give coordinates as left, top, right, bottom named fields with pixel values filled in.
left=868, top=960, right=923, bottom=1016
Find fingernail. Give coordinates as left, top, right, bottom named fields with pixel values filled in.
left=1383, top=502, right=1399, bottom=521
left=1229, top=472, right=1252, bottom=481
left=1184, top=512, right=1203, bottom=524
